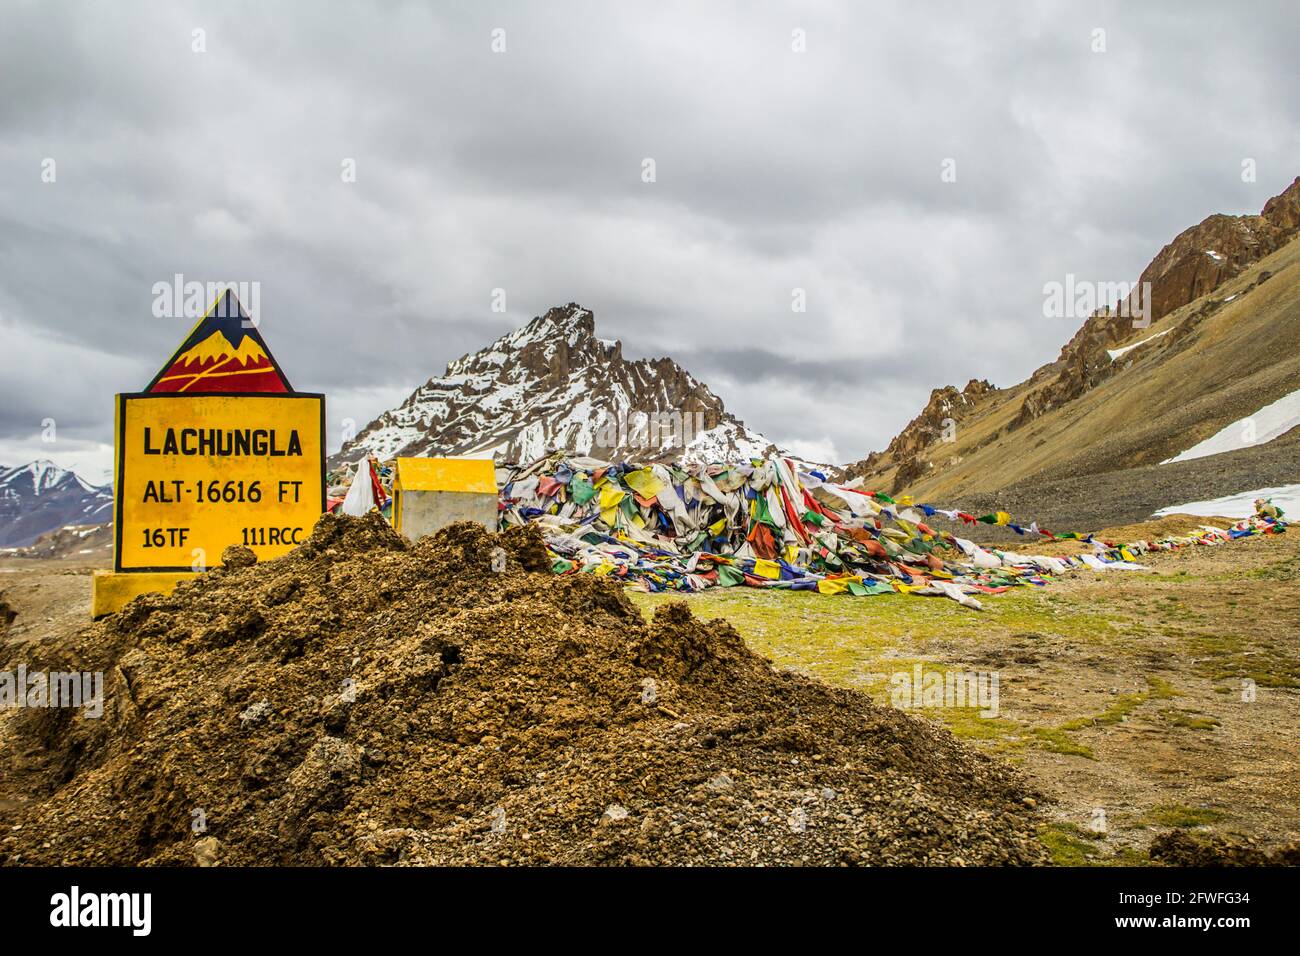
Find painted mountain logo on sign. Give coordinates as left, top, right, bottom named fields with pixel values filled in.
left=146, top=289, right=291, bottom=393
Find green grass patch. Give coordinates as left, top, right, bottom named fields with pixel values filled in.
left=1057, top=676, right=1178, bottom=733
left=628, top=587, right=1166, bottom=759
left=1039, top=823, right=1103, bottom=865
left=1029, top=727, right=1095, bottom=758
left=1060, top=693, right=1144, bottom=730
left=630, top=584, right=1125, bottom=682
left=1039, top=824, right=1152, bottom=867
left=1024, top=677, right=1180, bottom=759
left=1146, top=676, right=1180, bottom=699
left=1181, top=632, right=1300, bottom=688
left=923, top=709, right=1023, bottom=741
left=1155, top=708, right=1221, bottom=730
left=1242, top=555, right=1300, bottom=582
left=1142, top=804, right=1225, bottom=828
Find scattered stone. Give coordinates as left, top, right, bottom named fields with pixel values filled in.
left=706, top=773, right=735, bottom=792
left=238, top=700, right=271, bottom=727
left=288, top=738, right=363, bottom=800
left=221, top=545, right=257, bottom=570
left=193, top=836, right=221, bottom=867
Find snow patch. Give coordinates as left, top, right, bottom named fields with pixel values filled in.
left=1162, top=388, right=1300, bottom=464
left=1107, top=328, right=1172, bottom=362
left=1153, top=485, right=1300, bottom=519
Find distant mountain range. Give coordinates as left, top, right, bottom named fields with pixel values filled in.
left=334, top=303, right=784, bottom=468
left=0, top=461, right=112, bottom=549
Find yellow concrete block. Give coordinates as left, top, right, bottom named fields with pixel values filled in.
left=392, top=457, right=499, bottom=540
left=393, top=457, right=496, bottom=495
left=91, top=570, right=200, bottom=618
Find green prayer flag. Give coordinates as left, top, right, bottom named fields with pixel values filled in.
left=717, top=564, right=746, bottom=587
left=570, top=477, right=596, bottom=505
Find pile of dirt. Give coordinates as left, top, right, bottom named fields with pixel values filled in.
left=0, top=514, right=1047, bottom=866
left=1149, top=831, right=1300, bottom=867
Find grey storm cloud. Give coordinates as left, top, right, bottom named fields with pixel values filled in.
left=1, top=0, right=1298, bottom=477
left=677, top=347, right=946, bottom=391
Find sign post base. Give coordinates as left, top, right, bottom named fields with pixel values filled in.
left=91, top=569, right=200, bottom=618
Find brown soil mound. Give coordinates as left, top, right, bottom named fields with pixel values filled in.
left=0, top=514, right=1047, bottom=866
left=1149, top=831, right=1300, bottom=867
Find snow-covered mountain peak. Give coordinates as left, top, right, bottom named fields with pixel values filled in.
left=0, top=459, right=78, bottom=495
left=0, top=460, right=112, bottom=548
left=335, top=303, right=782, bottom=467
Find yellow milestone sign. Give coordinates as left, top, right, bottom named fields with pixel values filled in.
left=114, top=393, right=325, bottom=571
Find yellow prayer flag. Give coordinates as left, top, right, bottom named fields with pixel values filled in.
left=623, top=467, right=665, bottom=499
left=816, top=577, right=852, bottom=594
left=599, top=484, right=626, bottom=510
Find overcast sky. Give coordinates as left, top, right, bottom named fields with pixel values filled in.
left=2, top=0, right=1297, bottom=482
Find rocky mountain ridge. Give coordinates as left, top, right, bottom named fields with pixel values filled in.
left=335, top=304, right=783, bottom=467
left=847, top=176, right=1300, bottom=493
